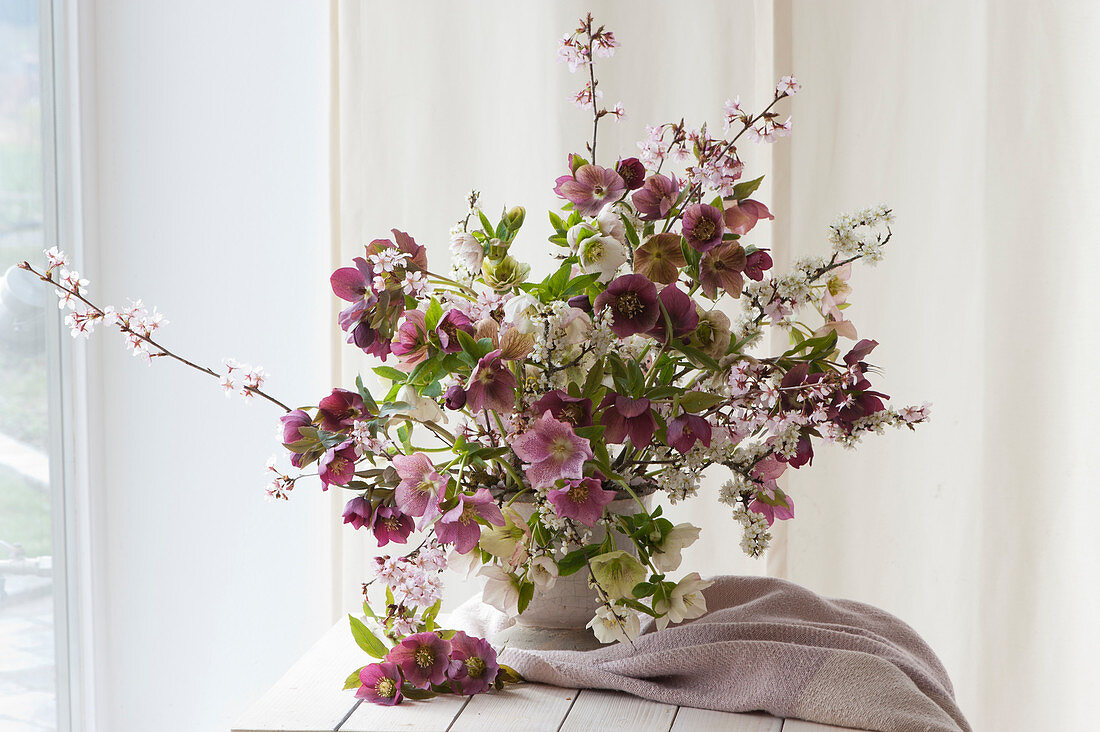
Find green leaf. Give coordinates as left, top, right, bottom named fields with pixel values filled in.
left=517, top=581, right=535, bottom=614
left=372, top=366, right=406, bottom=383
left=497, top=663, right=525, bottom=684
left=731, top=174, right=764, bottom=201
left=549, top=211, right=566, bottom=234
left=782, top=330, right=837, bottom=359
left=343, top=666, right=366, bottom=690
left=401, top=684, right=438, bottom=700
left=545, top=262, right=572, bottom=298
left=632, top=581, right=657, bottom=599
left=673, top=343, right=721, bottom=370
left=569, top=153, right=589, bottom=173
left=425, top=298, right=443, bottom=330
left=558, top=545, right=601, bottom=576
left=348, top=615, right=389, bottom=658
left=362, top=601, right=377, bottom=620
left=679, top=391, right=727, bottom=413
left=478, top=210, right=495, bottom=236
left=354, top=375, right=378, bottom=414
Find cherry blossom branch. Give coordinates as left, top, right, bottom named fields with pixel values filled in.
left=20, top=260, right=292, bottom=413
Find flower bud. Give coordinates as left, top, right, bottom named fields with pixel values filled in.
left=444, top=384, right=467, bottom=410
left=484, top=238, right=509, bottom=261
left=503, top=205, right=526, bottom=230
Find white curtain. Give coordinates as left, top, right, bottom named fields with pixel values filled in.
left=336, top=2, right=1100, bottom=729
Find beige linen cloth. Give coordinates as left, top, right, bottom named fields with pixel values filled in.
left=451, top=576, right=970, bottom=732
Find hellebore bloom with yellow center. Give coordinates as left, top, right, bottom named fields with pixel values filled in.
left=594, top=274, right=660, bottom=338
left=699, top=242, right=747, bottom=299
left=355, top=661, right=404, bottom=706
left=465, top=349, right=518, bottom=415
left=512, top=411, right=594, bottom=489
left=385, top=632, right=453, bottom=689
left=434, top=488, right=505, bottom=554
left=447, top=631, right=500, bottom=696
left=548, top=476, right=617, bottom=527
left=392, top=452, right=447, bottom=520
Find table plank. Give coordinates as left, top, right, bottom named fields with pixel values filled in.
left=338, top=694, right=469, bottom=732
left=781, top=720, right=862, bottom=731
left=673, top=707, right=783, bottom=731
left=560, top=689, right=676, bottom=732
left=233, top=621, right=362, bottom=732
left=449, top=683, right=578, bottom=732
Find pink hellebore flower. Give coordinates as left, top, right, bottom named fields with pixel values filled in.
left=330, top=257, right=373, bottom=302
left=372, top=506, right=413, bottom=547
left=749, top=490, right=795, bottom=526
left=465, top=349, right=518, bottom=415
left=447, top=631, right=500, bottom=695
left=531, top=390, right=593, bottom=427
left=436, top=309, right=475, bottom=354
left=666, top=413, right=713, bottom=453
left=512, top=412, right=595, bottom=489
left=632, top=174, right=680, bottom=221
left=599, top=394, right=657, bottom=448
left=393, top=452, right=448, bottom=520
left=548, top=477, right=617, bottom=527
left=554, top=164, right=627, bottom=217
left=681, top=203, right=725, bottom=252
left=390, top=309, right=430, bottom=370
left=319, top=440, right=358, bottom=488
left=280, top=408, right=312, bottom=444
left=385, top=632, right=455, bottom=689
left=355, top=661, right=404, bottom=706
left=342, top=496, right=374, bottom=530
left=723, top=199, right=774, bottom=236
left=434, top=488, right=505, bottom=554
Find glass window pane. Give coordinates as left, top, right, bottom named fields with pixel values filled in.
left=0, top=1, right=59, bottom=729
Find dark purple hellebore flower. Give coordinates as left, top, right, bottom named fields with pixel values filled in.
left=743, top=250, right=773, bottom=281
left=554, top=164, right=626, bottom=217
left=318, top=440, right=358, bottom=489
left=844, top=338, right=879, bottom=366
left=436, top=309, right=475, bottom=353
left=532, top=390, right=593, bottom=427
left=385, top=632, right=455, bottom=689
left=594, top=274, right=660, bottom=338
left=699, top=242, right=747, bottom=298
left=631, top=174, right=680, bottom=221
left=280, top=409, right=313, bottom=444
left=567, top=294, right=593, bottom=312
left=784, top=434, right=814, bottom=469
left=599, top=393, right=657, bottom=448
left=317, top=388, right=367, bottom=432
left=447, top=631, right=500, bottom=695
left=647, top=283, right=700, bottom=343
left=342, top=496, right=374, bottom=530
left=444, top=384, right=467, bottom=410
left=355, top=661, right=404, bottom=706
left=681, top=203, right=724, bottom=253
left=372, top=506, right=413, bottom=547
left=465, top=349, right=518, bottom=414
left=615, top=157, right=646, bottom=191
left=666, top=413, right=713, bottom=453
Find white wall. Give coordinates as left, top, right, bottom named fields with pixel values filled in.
left=82, top=3, right=334, bottom=730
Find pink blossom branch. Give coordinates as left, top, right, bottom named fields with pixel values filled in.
left=19, top=260, right=292, bottom=413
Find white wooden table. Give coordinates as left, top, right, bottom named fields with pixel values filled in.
left=233, top=621, right=860, bottom=732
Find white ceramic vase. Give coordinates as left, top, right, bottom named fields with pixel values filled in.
left=490, top=493, right=652, bottom=651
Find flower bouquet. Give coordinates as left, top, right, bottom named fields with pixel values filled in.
left=21, top=13, right=927, bottom=707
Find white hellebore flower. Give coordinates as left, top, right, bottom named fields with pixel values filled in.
left=478, top=565, right=522, bottom=617
left=398, top=385, right=445, bottom=423
left=577, top=232, right=628, bottom=283
left=449, top=231, right=484, bottom=270
left=502, top=292, right=541, bottom=335
left=654, top=572, right=714, bottom=630
left=528, top=555, right=559, bottom=590
left=596, top=206, right=627, bottom=245
left=651, top=522, right=702, bottom=572
left=587, top=603, right=642, bottom=644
